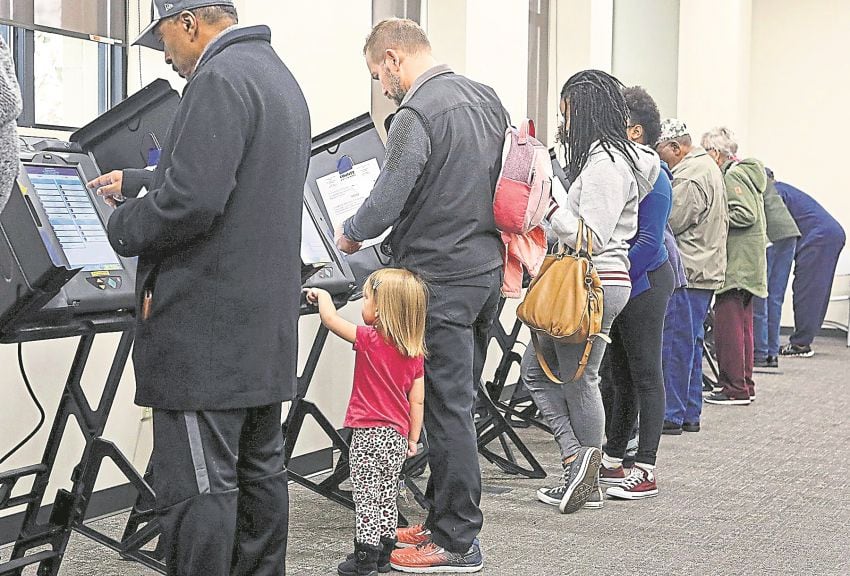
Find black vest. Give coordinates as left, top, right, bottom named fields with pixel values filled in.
left=388, top=72, right=505, bottom=282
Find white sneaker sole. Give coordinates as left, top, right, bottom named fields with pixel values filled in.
left=704, top=397, right=751, bottom=406
left=559, top=448, right=602, bottom=514
left=391, top=562, right=483, bottom=573
left=598, top=476, right=626, bottom=486
left=606, top=487, right=659, bottom=500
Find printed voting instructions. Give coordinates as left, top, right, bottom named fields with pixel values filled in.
left=315, top=158, right=387, bottom=250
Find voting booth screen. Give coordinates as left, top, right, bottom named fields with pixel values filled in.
left=301, top=114, right=387, bottom=296
left=0, top=146, right=137, bottom=333
left=23, top=165, right=123, bottom=272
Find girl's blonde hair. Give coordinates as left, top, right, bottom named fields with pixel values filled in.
left=365, top=268, right=428, bottom=358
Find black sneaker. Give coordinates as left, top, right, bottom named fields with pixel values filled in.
left=560, top=446, right=602, bottom=514
left=704, top=392, right=751, bottom=406
left=682, top=421, right=700, bottom=433
left=780, top=343, right=813, bottom=358
left=536, top=480, right=567, bottom=506
left=583, top=483, right=604, bottom=509
left=754, top=355, right=779, bottom=368
left=537, top=448, right=602, bottom=511
left=662, top=420, right=683, bottom=435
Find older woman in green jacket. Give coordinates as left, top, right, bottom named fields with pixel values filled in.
left=701, top=127, right=768, bottom=406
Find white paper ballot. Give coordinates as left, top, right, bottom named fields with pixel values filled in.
left=315, top=158, right=388, bottom=249
left=300, top=206, right=332, bottom=265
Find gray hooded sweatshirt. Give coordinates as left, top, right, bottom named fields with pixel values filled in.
left=548, top=141, right=658, bottom=287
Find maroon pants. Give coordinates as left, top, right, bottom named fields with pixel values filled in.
left=714, top=290, right=755, bottom=399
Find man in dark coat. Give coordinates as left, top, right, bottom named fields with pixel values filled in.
left=87, top=2, right=310, bottom=574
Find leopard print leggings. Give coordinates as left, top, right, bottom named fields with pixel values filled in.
left=349, top=426, right=408, bottom=546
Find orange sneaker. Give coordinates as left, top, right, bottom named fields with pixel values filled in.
left=390, top=540, right=483, bottom=573
left=395, top=523, right=432, bottom=548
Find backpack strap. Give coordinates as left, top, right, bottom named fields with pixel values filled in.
left=519, top=119, right=535, bottom=143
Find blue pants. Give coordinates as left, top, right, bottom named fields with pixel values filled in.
left=790, top=240, right=844, bottom=346
left=754, top=237, right=797, bottom=359
left=663, top=287, right=713, bottom=426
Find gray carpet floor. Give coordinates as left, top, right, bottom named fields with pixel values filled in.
left=5, top=334, right=849, bottom=575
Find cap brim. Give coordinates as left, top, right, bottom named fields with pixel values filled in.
left=133, top=19, right=164, bottom=51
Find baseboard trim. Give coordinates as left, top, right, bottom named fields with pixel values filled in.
left=0, top=482, right=138, bottom=546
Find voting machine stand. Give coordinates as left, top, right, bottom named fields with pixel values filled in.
left=0, top=317, right=165, bottom=576
left=484, top=306, right=553, bottom=435
left=282, top=115, right=546, bottom=524
left=0, top=173, right=161, bottom=574
left=0, top=82, right=178, bottom=575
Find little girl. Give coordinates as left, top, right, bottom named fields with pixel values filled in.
left=305, top=268, right=427, bottom=576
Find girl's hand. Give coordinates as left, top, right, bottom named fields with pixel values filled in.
left=406, top=440, right=418, bottom=458
left=304, top=287, right=325, bottom=304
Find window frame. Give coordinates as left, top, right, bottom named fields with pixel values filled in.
left=1, top=21, right=126, bottom=131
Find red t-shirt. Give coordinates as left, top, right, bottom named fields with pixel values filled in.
left=344, top=326, right=424, bottom=438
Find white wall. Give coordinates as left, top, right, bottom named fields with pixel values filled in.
left=427, top=0, right=529, bottom=122
left=676, top=0, right=753, bottom=149
left=548, top=0, right=614, bottom=145
left=612, top=0, right=679, bottom=118
left=749, top=0, right=850, bottom=279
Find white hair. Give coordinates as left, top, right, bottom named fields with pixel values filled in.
left=701, top=126, right=738, bottom=158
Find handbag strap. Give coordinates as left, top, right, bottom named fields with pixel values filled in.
left=574, top=218, right=594, bottom=259
left=531, top=332, right=596, bottom=385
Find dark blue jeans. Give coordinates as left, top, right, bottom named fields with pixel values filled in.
left=663, top=287, right=713, bottom=426
left=753, top=237, right=797, bottom=359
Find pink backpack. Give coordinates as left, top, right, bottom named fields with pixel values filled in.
left=493, top=119, right=553, bottom=235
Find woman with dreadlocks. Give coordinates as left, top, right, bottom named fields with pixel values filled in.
left=521, top=69, right=659, bottom=513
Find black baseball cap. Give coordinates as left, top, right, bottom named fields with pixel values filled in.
left=134, top=0, right=235, bottom=50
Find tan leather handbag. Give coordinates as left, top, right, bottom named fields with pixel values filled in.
left=516, top=220, right=606, bottom=383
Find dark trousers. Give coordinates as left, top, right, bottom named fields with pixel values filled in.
left=152, top=404, right=289, bottom=576
left=753, top=237, right=797, bottom=359
left=714, top=290, right=755, bottom=399
left=423, top=268, right=501, bottom=554
left=790, top=240, right=845, bottom=346
left=606, top=262, right=674, bottom=467
left=663, top=287, right=713, bottom=425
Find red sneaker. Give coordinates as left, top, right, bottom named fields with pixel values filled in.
left=599, top=464, right=627, bottom=486
left=395, top=523, right=432, bottom=548
left=390, top=541, right=483, bottom=573
left=605, top=465, right=658, bottom=500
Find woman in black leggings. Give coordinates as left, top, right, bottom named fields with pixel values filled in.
left=599, top=87, right=676, bottom=500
